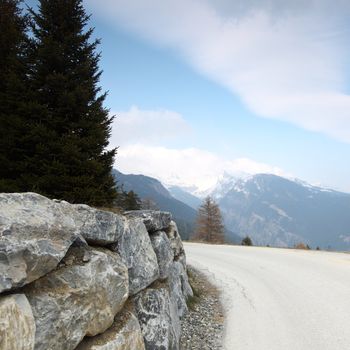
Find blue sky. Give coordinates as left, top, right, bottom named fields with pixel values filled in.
left=27, top=1, right=350, bottom=192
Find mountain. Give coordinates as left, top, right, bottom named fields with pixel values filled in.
left=113, top=170, right=241, bottom=243
left=114, top=169, right=350, bottom=249
left=217, top=174, right=350, bottom=250
left=210, top=171, right=249, bottom=201
left=168, top=186, right=202, bottom=209
left=113, top=170, right=197, bottom=240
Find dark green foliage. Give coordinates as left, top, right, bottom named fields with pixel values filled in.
left=115, top=189, right=141, bottom=211
left=0, top=0, right=31, bottom=192
left=123, top=190, right=141, bottom=210
left=241, top=236, right=253, bottom=246
left=13, top=0, right=117, bottom=206
left=0, top=0, right=117, bottom=206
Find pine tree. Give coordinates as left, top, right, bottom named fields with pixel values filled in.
left=115, top=189, right=141, bottom=211
left=122, top=190, right=141, bottom=210
left=26, top=0, right=117, bottom=206
left=194, top=196, right=225, bottom=243
left=0, top=0, right=30, bottom=192
left=241, top=236, right=253, bottom=246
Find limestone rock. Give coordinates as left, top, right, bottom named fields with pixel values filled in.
left=180, top=266, right=194, bottom=300
left=69, top=204, right=126, bottom=245
left=25, top=247, right=128, bottom=350
left=176, top=253, right=187, bottom=270
left=0, top=192, right=79, bottom=293
left=166, top=222, right=190, bottom=280
left=168, top=262, right=193, bottom=319
left=125, top=210, right=172, bottom=233
left=111, top=218, right=159, bottom=295
left=166, top=221, right=185, bottom=259
left=168, top=262, right=187, bottom=318
left=133, top=287, right=180, bottom=350
left=150, top=231, right=173, bottom=279
left=172, top=259, right=193, bottom=300
left=76, top=309, right=145, bottom=350
left=0, top=294, right=35, bottom=350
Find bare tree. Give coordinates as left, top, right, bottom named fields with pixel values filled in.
left=194, top=196, right=225, bottom=243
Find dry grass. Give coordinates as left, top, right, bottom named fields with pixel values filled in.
left=186, top=269, right=202, bottom=310
left=294, top=242, right=310, bottom=250
left=185, top=266, right=221, bottom=311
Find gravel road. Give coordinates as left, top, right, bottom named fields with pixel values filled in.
left=184, top=243, right=350, bottom=350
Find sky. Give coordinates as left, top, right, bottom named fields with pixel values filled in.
left=71, top=1, right=350, bottom=191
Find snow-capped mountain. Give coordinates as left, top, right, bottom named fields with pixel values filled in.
left=209, top=172, right=251, bottom=200
left=113, top=169, right=241, bottom=243
left=217, top=174, right=350, bottom=249
left=166, top=171, right=250, bottom=200
left=114, top=168, right=350, bottom=250
left=167, top=172, right=350, bottom=250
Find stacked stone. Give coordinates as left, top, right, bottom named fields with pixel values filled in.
left=0, top=193, right=193, bottom=350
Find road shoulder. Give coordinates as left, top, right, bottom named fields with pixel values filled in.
left=180, top=265, right=225, bottom=349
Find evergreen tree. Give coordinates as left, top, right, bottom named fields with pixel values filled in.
left=0, top=0, right=30, bottom=192
left=194, top=196, right=225, bottom=243
left=114, top=188, right=141, bottom=211
left=122, top=190, right=141, bottom=211
left=26, top=0, right=116, bottom=206
left=241, top=236, right=253, bottom=246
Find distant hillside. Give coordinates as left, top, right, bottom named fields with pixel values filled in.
left=112, top=170, right=197, bottom=240
left=217, top=174, right=350, bottom=250
left=168, top=186, right=202, bottom=209
left=167, top=184, right=240, bottom=243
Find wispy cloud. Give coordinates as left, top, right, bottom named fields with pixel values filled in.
left=116, top=144, right=288, bottom=191
left=110, top=106, right=191, bottom=147
left=88, top=0, right=350, bottom=142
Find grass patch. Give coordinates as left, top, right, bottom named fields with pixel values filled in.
left=186, top=293, right=200, bottom=311
left=186, top=268, right=202, bottom=310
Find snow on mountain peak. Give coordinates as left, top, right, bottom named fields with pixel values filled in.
left=163, top=171, right=339, bottom=201
left=292, top=178, right=335, bottom=193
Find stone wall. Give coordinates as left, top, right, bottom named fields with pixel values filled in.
left=0, top=193, right=193, bottom=350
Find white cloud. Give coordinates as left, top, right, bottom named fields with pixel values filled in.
left=88, top=0, right=350, bottom=142
left=110, top=107, right=288, bottom=190
left=116, top=144, right=287, bottom=191
left=110, top=106, right=191, bottom=147
left=225, top=158, right=286, bottom=177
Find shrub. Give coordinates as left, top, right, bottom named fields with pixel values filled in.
left=294, top=242, right=310, bottom=250
left=241, top=236, right=253, bottom=246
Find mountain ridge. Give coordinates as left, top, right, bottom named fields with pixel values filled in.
left=217, top=173, right=350, bottom=249
left=113, top=169, right=241, bottom=243
left=114, top=170, right=350, bottom=250
left=112, top=169, right=197, bottom=240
